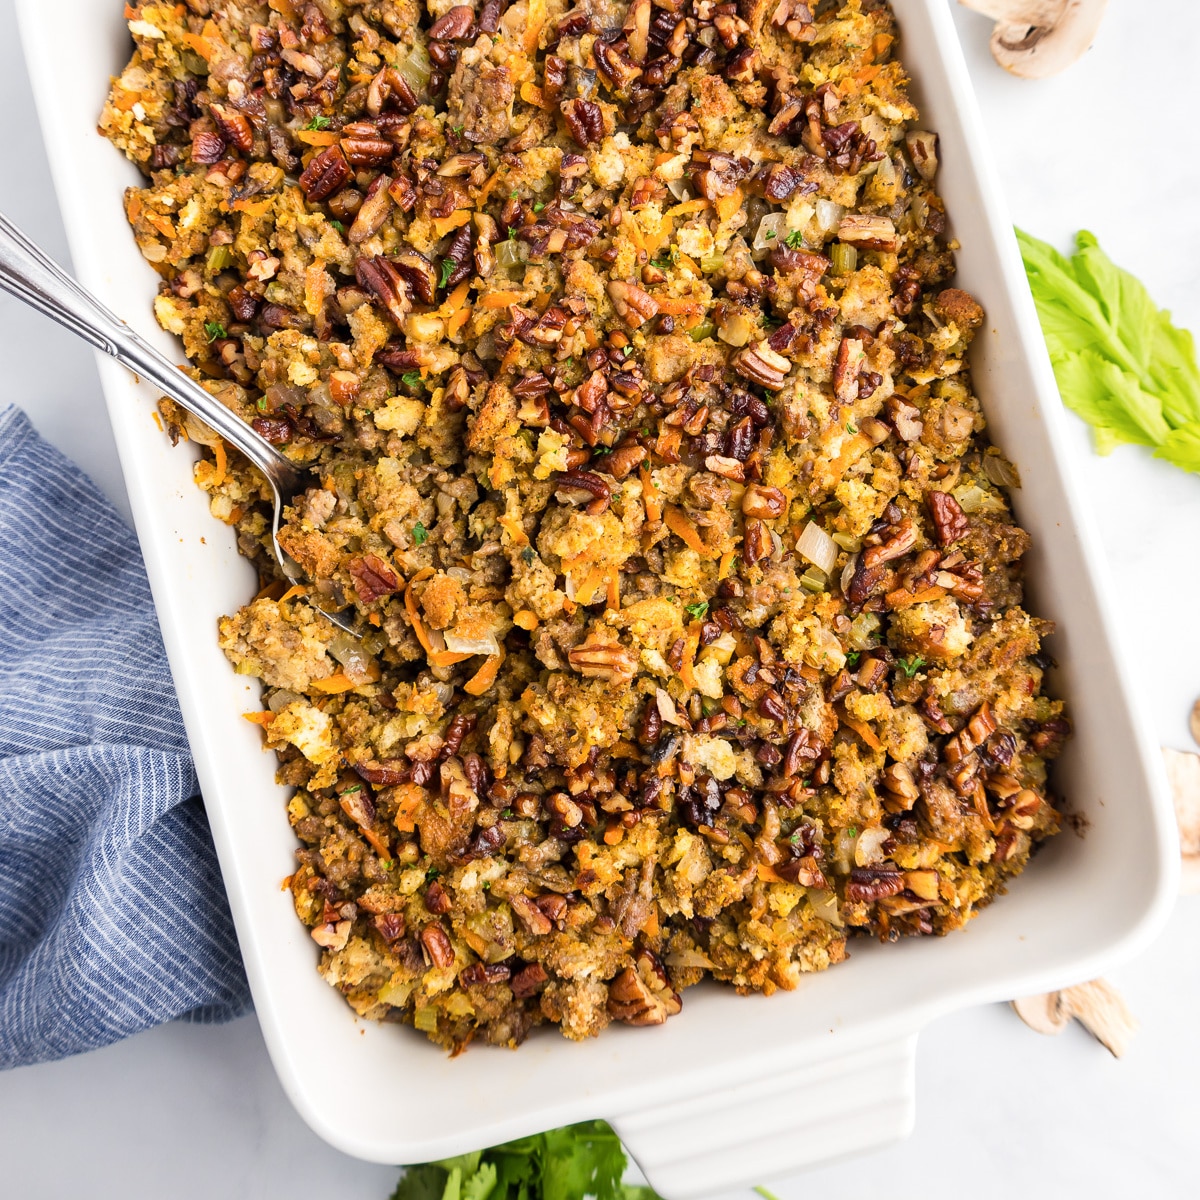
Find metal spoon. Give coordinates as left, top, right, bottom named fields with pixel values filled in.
left=0, top=209, right=357, bottom=634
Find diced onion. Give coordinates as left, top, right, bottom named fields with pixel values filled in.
left=666, top=177, right=689, bottom=201
left=267, top=689, right=304, bottom=712
left=815, top=199, right=845, bottom=236
left=716, top=310, right=755, bottom=347
left=753, top=212, right=788, bottom=253
left=797, top=520, right=838, bottom=575
left=847, top=611, right=881, bottom=651
left=983, top=450, right=1022, bottom=488
left=666, top=948, right=715, bottom=969
left=494, top=238, right=524, bottom=273
left=181, top=411, right=223, bottom=447
left=953, top=483, right=986, bottom=514
left=444, top=631, right=500, bottom=657
left=808, top=889, right=844, bottom=928
left=397, top=43, right=432, bottom=94
left=329, top=631, right=374, bottom=683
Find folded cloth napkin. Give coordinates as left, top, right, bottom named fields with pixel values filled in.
left=0, top=404, right=250, bottom=1068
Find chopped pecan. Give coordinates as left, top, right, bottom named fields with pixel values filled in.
left=568, top=640, right=638, bottom=683
left=420, top=924, right=455, bottom=968
left=885, top=394, right=924, bottom=442
left=554, top=469, right=611, bottom=515
left=355, top=254, right=412, bottom=325
left=608, top=949, right=681, bottom=1026
left=732, top=341, right=790, bottom=389
left=429, top=5, right=475, bottom=38
left=836, top=213, right=897, bottom=252
left=905, top=130, right=939, bottom=180
left=510, top=962, right=549, bottom=998
left=741, top=484, right=787, bottom=519
left=460, top=961, right=512, bottom=986
left=862, top=518, right=918, bottom=568
left=742, top=517, right=773, bottom=566
left=425, top=879, right=452, bottom=915
left=349, top=553, right=400, bottom=602
left=761, top=161, right=807, bottom=201
left=510, top=893, right=553, bottom=936
left=594, top=38, right=643, bottom=91
left=298, top=144, right=351, bottom=202
left=705, top=455, right=745, bottom=482
left=372, top=913, right=406, bottom=944
left=606, top=442, right=648, bottom=479
left=562, top=98, right=604, bottom=146
left=928, top=491, right=970, bottom=547
left=607, top=280, right=659, bottom=326
left=348, top=173, right=394, bottom=244
left=845, top=866, right=906, bottom=903
left=390, top=248, right=438, bottom=306
left=191, top=129, right=226, bottom=164
left=209, top=102, right=253, bottom=155
left=833, top=337, right=866, bottom=406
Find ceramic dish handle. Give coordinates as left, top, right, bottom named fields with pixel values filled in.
left=611, top=1034, right=917, bottom=1198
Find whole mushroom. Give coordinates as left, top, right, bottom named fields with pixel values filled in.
left=958, top=0, right=1108, bottom=78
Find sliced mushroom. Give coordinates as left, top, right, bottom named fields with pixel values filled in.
left=958, top=0, right=1108, bottom=78
left=1161, top=746, right=1200, bottom=894
left=1011, top=978, right=1136, bottom=1057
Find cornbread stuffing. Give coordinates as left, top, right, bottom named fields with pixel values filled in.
left=104, top=0, right=1067, bottom=1051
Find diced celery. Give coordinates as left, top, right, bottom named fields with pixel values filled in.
left=206, top=245, right=233, bottom=272
left=414, top=1005, right=439, bottom=1032
left=830, top=242, right=857, bottom=275
left=831, top=532, right=861, bottom=552
left=397, top=43, right=432, bottom=94
left=700, top=253, right=726, bottom=273
left=689, top=320, right=716, bottom=342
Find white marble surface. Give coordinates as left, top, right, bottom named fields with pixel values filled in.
left=3, top=2, right=1199, bottom=1197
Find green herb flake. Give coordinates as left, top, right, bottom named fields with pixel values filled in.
left=502, top=808, right=514, bottom=819
left=303, top=115, right=332, bottom=131
left=439, top=258, right=456, bottom=289
left=340, top=784, right=362, bottom=794
left=452, top=124, right=465, bottom=135
left=402, top=370, right=423, bottom=389
left=330, top=219, right=345, bottom=233
left=897, top=655, right=926, bottom=678
left=623, top=345, right=633, bottom=357
left=203, top=321, right=227, bottom=343
left=845, top=650, right=861, bottom=668
left=846, top=421, right=858, bottom=434
left=521, top=546, right=536, bottom=564
left=684, top=600, right=709, bottom=620
left=591, top=445, right=612, bottom=456
left=424, top=865, right=440, bottom=883
left=255, top=397, right=268, bottom=413
left=847, top=826, right=858, bottom=838
left=412, top=521, right=429, bottom=546
left=533, top=201, right=546, bottom=213
left=379, top=859, right=394, bottom=871
left=784, top=229, right=805, bottom=249
left=765, top=229, right=776, bottom=240
left=1019, top=227, right=1200, bottom=472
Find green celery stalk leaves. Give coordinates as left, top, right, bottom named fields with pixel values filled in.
left=390, top=1121, right=664, bottom=1200
left=1017, top=228, right=1200, bottom=466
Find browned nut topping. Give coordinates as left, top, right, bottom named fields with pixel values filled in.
left=510, top=893, right=554, bottom=935
left=430, top=5, right=476, bottom=38
left=562, top=98, right=604, bottom=146
left=836, top=213, right=897, bottom=252
left=732, top=341, right=790, bottom=389
left=928, top=490, right=970, bottom=546
left=861, top=518, right=917, bottom=567
left=554, top=469, right=612, bottom=515
left=460, top=961, right=512, bottom=986
left=349, top=553, right=400, bottom=603
left=607, top=949, right=682, bottom=1026
left=311, top=919, right=352, bottom=951
left=845, top=866, right=906, bottom=903
left=904, top=869, right=940, bottom=901
left=348, top=174, right=394, bottom=244
left=425, top=879, right=452, bottom=914
left=605, top=442, right=648, bottom=479
left=607, top=280, right=660, bottom=326
left=833, top=336, right=866, bottom=406
left=885, top=394, right=924, bottom=442
left=741, top=484, right=787, bottom=519
left=355, top=255, right=412, bottom=325
left=881, top=761, right=920, bottom=806
left=420, top=924, right=455, bottom=968
left=568, top=640, right=638, bottom=683
left=705, top=455, right=746, bottom=482
left=510, top=962, right=549, bottom=999
left=905, top=130, right=939, bottom=180
left=208, top=102, right=253, bottom=155
left=299, top=144, right=351, bottom=202
left=371, top=913, right=406, bottom=944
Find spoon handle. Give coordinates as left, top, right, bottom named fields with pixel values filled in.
left=0, top=209, right=302, bottom=494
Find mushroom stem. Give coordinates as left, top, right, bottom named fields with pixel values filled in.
left=958, top=0, right=1108, bottom=78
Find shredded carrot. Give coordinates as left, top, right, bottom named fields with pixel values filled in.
left=606, top=570, right=620, bottom=610
left=523, top=0, right=546, bottom=55
left=181, top=30, right=215, bottom=60
left=718, top=551, right=736, bottom=581
left=885, top=585, right=948, bottom=610
left=519, top=81, right=545, bottom=107
left=279, top=584, right=306, bottom=603
left=481, top=290, right=527, bottom=309
left=310, top=673, right=360, bottom=694
left=872, top=32, right=894, bottom=57
left=364, top=827, right=393, bottom=859
left=151, top=411, right=163, bottom=433
left=464, top=654, right=502, bottom=696
left=432, top=209, right=472, bottom=238
left=679, top=628, right=699, bottom=691
left=428, top=649, right=474, bottom=667
left=367, top=612, right=382, bottom=627
left=674, top=252, right=700, bottom=275
left=438, top=280, right=471, bottom=319
left=476, top=172, right=502, bottom=207
left=447, top=307, right=471, bottom=338
left=715, top=187, right=744, bottom=224
left=643, top=905, right=660, bottom=938
left=664, top=506, right=706, bottom=554
left=209, top=439, right=227, bottom=487
left=404, top=584, right=434, bottom=654
left=231, top=197, right=274, bottom=217
left=500, top=341, right=521, bottom=372
left=255, top=578, right=289, bottom=601
left=640, top=466, right=662, bottom=523
left=242, top=710, right=275, bottom=726
left=498, top=513, right=530, bottom=547
left=756, top=863, right=785, bottom=884
left=654, top=295, right=702, bottom=317
left=561, top=597, right=577, bottom=616
left=603, top=822, right=625, bottom=846
left=573, top=565, right=608, bottom=607
left=843, top=715, right=883, bottom=751
left=665, top=198, right=710, bottom=218
left=393, top=783, right=425, bottom=833
left=513, top=609, right=539, bottom=631
left=296, top=129, right=339, bottom=146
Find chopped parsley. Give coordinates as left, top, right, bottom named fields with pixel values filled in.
left=897, top=655, right=927, bottom=677
left=847, top=826, right=858, bottom=838
left=533, top=201, right=546, bottom=213
left=330, top=219, right=345, bottom=233
left=846, top=421, right=858, bottom=433
left=521, top=546, right=536, bottom=564
left=685, top=600, right=709, bottom=620
left=650, top=257, right=672, bottom=269
left=255, top=396, right=268, bottom=413
left=401, top=370, right=423, bottom=388
left=845, top=650, right=861, bottom=668
left=303, top=115, right=332, bottom=131
left=451, top=124, right=464, bottom=134
left=508, top=226, right=517, bottom=241
left=412, top=521, right=429, bottom=546
left=591, top=444, right=612, bottom=456
left=510, top=189, right=519, bottom=199
left=379, top=858, right=395, bottom=871
left=784, top=229, right=805, bottom=249
left=424, top=866, right=441, bottom=883
left=502, top=808, right=514, bottom=819
left=765, top=229, right=776, bottom=240
left=439, top=258, right=456, bottom=288
left=623, top=345, right=633, bottom=357
left=340, top=784, right=362, bottom=794
left=203, top=321, right=227, bottom=343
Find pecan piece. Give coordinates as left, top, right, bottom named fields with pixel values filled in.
left=372, top=913, right=406, bottom=944
left=862, top=518, right=918, bottom=568
left=191, top=129, right=226, bottom=164
left=299, top=144, right=351, bottom=202
left=836, top=213, right=897, bottom=252
left=349, top=553, right=400, bottom=602
left=429, top=5, right=476, bottom=38
left=607, top=280, right=659, bottom=326
left=833, top=336, right=866, bottom=406
left=391, top=248, right=438, bottom=306
left=885, top=394, right=924, bottom=442
left=355, top=254, right=412, bottom=325
left=209, top=102, right=253, bottom=154
left=562, top=98, right=604, bottom=146
left=554, top=469, right=611, bottom=515
left=608, top=949, right=681, bottom=1026
left=420, top=924, right=455, bottom=968
left=845, top=866, right=906, bottom=903
left=460, top=961, right=512, bottom=986
left=510, top=962, right=549, bottom=998
left=348, top=173, right=394, bottom=244
left=510, top=893, right=553, bottom=936
left=732, top=341, right=790, bottom=389
left=927, top=491, right=970, bottom=547
left=567, top=640, right=638, bottom=683
left=741, top=484, right=787, bottom=519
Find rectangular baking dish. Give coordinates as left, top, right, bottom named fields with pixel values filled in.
left=16, top=1, right=1178, bottom=1193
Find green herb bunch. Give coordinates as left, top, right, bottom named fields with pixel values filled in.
left=390, top=1122, right=662, bottom=1200
left=1018, top=228, right=1200, bottom=471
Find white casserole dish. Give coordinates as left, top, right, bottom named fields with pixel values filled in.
left=16, top=0, right=1178, bottom=1192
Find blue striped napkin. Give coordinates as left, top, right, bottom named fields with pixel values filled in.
left=0, top=404, right=249, bottom=1068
